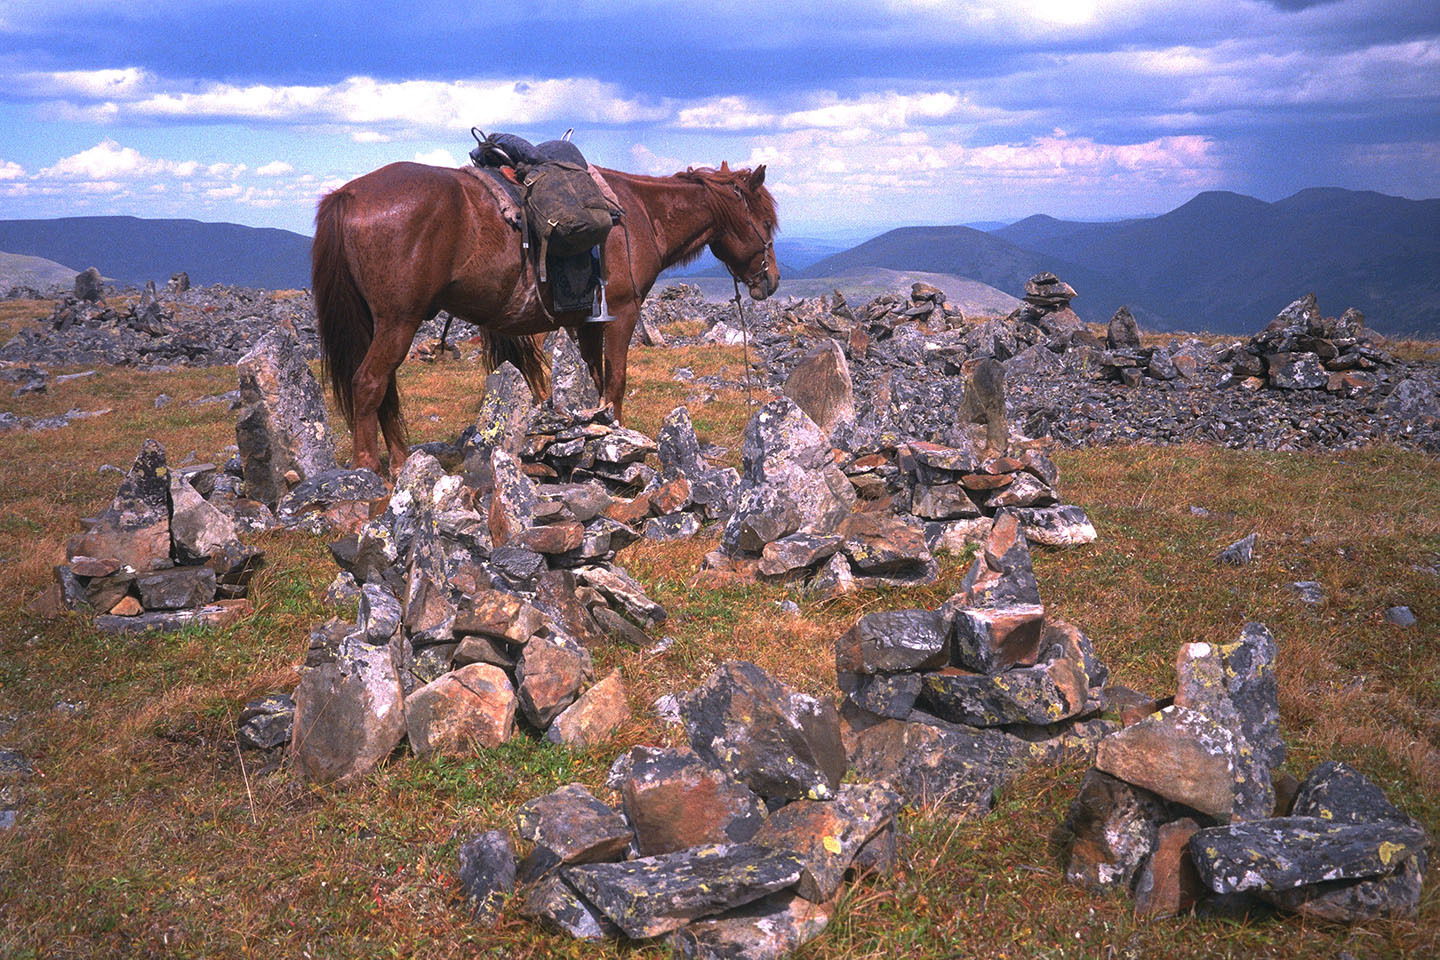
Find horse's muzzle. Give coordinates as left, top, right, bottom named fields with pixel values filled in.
left=749, top=273, right=779, bottom=301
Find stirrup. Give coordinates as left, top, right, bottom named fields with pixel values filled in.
left=585, top=283, right=617, bottom=323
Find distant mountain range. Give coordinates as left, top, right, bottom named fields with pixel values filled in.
left=1, top=188, right=1434, bottom=335
left=799, top=188, right=1437, bottom=336
left=0, top=216, right=312, bottom=290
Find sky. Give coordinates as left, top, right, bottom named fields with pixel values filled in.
left=0, top=0, right=1436, bottom=239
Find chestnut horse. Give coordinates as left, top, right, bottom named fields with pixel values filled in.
left=311, top=160, right=779, bottom=473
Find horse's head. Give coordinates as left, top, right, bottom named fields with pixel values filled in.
left=688, top=163, right=780, bottom=301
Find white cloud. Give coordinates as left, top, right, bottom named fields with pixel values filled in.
left=413, top=148, right=458, bottom=166
left=39, top=139, right=168, bottom=179
left=255, top=160, right=294, bottom=176
left=0, top=160, right=25, bottom=180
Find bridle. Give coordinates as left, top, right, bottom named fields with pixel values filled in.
left=720, top=181, right=773, bottom=411
left=721, top=182, right=774, bottom=296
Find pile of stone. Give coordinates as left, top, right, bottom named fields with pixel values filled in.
left=700, top=394, right=947, bottom=594
left=636, top=283, right=734, bottom=347
left=1060, top=624, right=1430, bottom=921
left=31, top=438, right=263, bottom=634
left=1217, top=293, right=1396, bottom=395
left=1093, top=306, right=1209, bottom=386
left=458, top=659, right=899, bottom=957
left=837, top=511, right=1117, bottom=814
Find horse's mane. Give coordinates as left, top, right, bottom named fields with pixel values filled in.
left=676, top=165, right=779, bottom=238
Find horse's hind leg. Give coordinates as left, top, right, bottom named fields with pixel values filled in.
left=352, top=317, right=419, bottom=476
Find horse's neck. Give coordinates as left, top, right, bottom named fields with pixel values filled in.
left=617, top=175, right=717, bottom=273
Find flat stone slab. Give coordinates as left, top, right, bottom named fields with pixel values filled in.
left=847, top=716, right=1025, bottom=815
left=1189, top=817, right=1430, bottom=894
left=670, top=891, right=833, bottom=960
left=94, top=599, right=251, bottom=635
left=563, top=843, right=804, bottom=940
left=618, top=746, right=766, bottom=857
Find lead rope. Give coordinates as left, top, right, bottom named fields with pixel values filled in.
left=732, top=274, right=755, bottom=410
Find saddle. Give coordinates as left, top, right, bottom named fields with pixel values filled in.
left=468, top=129, right=624, bottom=316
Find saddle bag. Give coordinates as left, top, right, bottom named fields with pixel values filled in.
left=520, top=160, right=616, bottom=260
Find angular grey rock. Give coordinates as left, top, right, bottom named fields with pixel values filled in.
left=275, top=468, right=388, bottom=525
left=720, top=397, right=855, bottom=555
left=1173, top=622, right=1285, bottom=769
left=1062, top=768, right=1168, bottom=892
left=919, top=663, right=1078, bottom=727
left=1266, top=352, right=1327, bottom=389
left=1259, top=761, right=1431, bottom=921
left=292, top=633, right=406, bottom=783
left=1107, top=306, right=1141, bottom=350
left=838, top=671, right=922, bottom=719
left=236, top=320, right=337, bottom=505
left=847, top=716, right=1024, bottom=815
left=680, top=661, right=846, bottom=801
left=758, top=532, right=843, bottom=577
left=1189, top=817, right=1430, bottom=894
left=357, top=582, right=401, bottom=642
left=1384, top=605, right=1416, bottom=627
left=519, top=873, right=620, bottom=941
left=658, top=405, right=708, bottom=480
left=563, top=843, right=805, bottom=940
left=66, top=438, right=172, bottom=575
left=548, top=329, right=601, bottom=413
left=169, top=476, right=239, bottom=562
left=236, top=693, right=295, bottom=750
left=1217, top=532, right=1257, bottom=566
left=643, top=511, right=701, bottom=541
left=1010, top=504, right=1098, bottom=546
left=74, top=267, right=104, bottom=301
left=517, top=783, right=633, bottom=864
left=834, top=609, right=950, bottom=674
left=670, top=891, right=832, bottom=960
left=1288, top=581, right=1325, bottom=605
left=135, top=566, right=217, bottom=610
left=751, top=781, right=903, bottom=902
left=461, top=362, right=534, bottom=467
left=456, top=829, right=515, bottom=926
left=781, top=339, right=855, bottom=434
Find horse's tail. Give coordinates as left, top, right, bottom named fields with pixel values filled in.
left=312, top=188, right=403, bottom=444
left=477, top=329, right=553, bottom=403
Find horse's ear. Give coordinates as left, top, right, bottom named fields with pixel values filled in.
left=719, top=160, right=730, bottom=173
left=749, top=165, right=766, bottom=188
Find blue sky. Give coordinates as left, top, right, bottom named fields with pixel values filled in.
left=0, top=0, right=1436, bottom=238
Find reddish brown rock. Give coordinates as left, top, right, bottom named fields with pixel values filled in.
left=516, top=634, right=595, bottom=728
left=950, top=604, right=1046, bottom=675
left=650, top=476, right=692, bottom=515
left=1134, top=818, right=1203, bottom=916
left=110, top=595, right=144, bottom=616
left=545, top=671, right=631, bottom=748
left=511, top=521, right=586, bottom=555
left=960, top=473, right=1013, bottom=492
left=70, top=556, right=120, bottom=578
left=781, top=339, right=855, bottom=434
left=619, top=745, right=767, bottom=856
left=751, top=782, right=902, bottom=902
left=603, top=494, right=653, bottom=526
left=452, top=590, right=547, bottom=644
left=67, top=439, right=172, bottom=574
left=404, top=663, right=516, bottom=755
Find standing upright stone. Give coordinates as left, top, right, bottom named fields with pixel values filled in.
left=73, top=267, right=104, bottom=302
left=782, top=340, right=855, bottom=435
left=1107, top=306, right=1142, bottom=349
left=720, top=398, right=855, bottom=555
left=959, top=358, right=1008, bottom=456
left=548, top=330, right=601, bottom=413
left=236, top=320, right=337, bottom=505
left=292, top=632, right=407, bottom=783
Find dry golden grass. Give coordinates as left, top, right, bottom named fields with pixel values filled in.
left=0, top=328, right=1437, bottom=959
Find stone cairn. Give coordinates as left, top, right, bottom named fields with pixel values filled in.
left=702, top=354, right=1096, bottom=595
left=1059, top=625, right=1430, bottom=922
left=1217, top=293, right=1396, bottom=395
left=464, top=505, right=1112, bottom=952
left=33, top=438, right=264, bottom=634
left=458, top=659, right=898, bottom=955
